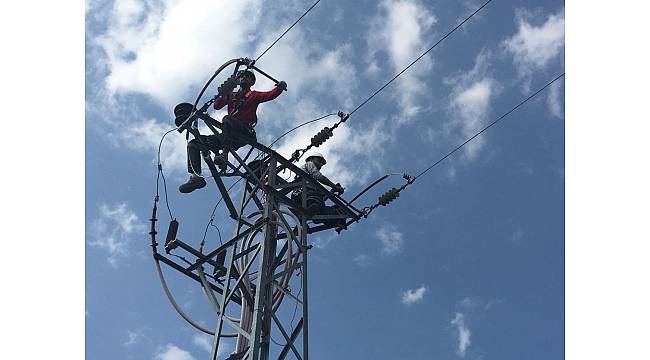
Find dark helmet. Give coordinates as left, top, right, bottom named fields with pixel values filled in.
left=174, top=102, right=194, bottom=127
left=238, top=70, right=256, bottom=86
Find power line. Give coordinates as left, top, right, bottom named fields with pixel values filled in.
left=255, top=0, right=323, bottom=62
left=414, top=73, right=565, bottom=179
left=293, top=0, right=494, bottom=160
left=269, top=113, right=336, bottom=148
left=359, top=73, right=565, bottom=218
left=347, top=0, right=493, bottom=118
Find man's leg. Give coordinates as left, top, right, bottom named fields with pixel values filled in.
left=322, top=205, right=346, bottom=227
left=186, top=138, right=203, bottom=175
left=180, top=135, right=221, bottom=193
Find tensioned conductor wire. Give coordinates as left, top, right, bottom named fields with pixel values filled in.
left=413, top=73, right=566, bottom=180
left=347, top=0, right=493, bottom=118
left=255, top=0, right=323, bottom=62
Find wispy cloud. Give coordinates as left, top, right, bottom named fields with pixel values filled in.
left=450, top=312, right=471, bottom=357
left=192, top=334, right=230, bottom=357
left=87, top=1, right=396, bottom=183
left=153, top=343, right=196, bottom=360
left=547, top=81, right=564, bottom=118
left=96, top=0, right=263, bottom=107
left=449, top=296, right=502, bottom=356
left=192, top=334, right=212, bottom=354
left=401, top=284, right=427, bottom=305
left=367, top=0, right=437, bottom=121
left=444, top=52, right=500, bottom=162
left=311, top=234, right=336, bottom=249
left=353, top=254, right=370, bottom=267
left=89, top=202, right=146, bottom=267
left=502, top=7, right=565, bottom=89
left=509, top=229, right=525, bottom=243
left=123, top=328, right=148, bottom=346
left=376, top=224, right=405, bottom=255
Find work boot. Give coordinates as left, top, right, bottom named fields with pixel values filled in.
left=179, top=175, right=206, bottom=193
left=213, top=154, right=228, bottom=172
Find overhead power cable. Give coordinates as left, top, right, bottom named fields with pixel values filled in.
left=414, top=73, right=565, bottom=179
left=361, top=73, right=565, bottom=218
left=292, top=0, right=493, bottom=161
left=347, top=0, right=493, bottom=118
left=255, top=0, right=323, bottom=62
left=268, top=113, right=336, bottom=148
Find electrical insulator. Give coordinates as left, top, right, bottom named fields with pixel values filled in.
left=310, top=127, right=333, bottom=147
left=217, top=73, right=239, bottom=97
left=378, top=188, right=400, bottom=206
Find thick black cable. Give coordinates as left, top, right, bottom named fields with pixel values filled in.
left=255, top=0, right=323, bottom=62
left=347, top=0, right=493, bottom=118
left=414, top=73, right=565, bottom=179
left=157, top=128, right=177, bottom=220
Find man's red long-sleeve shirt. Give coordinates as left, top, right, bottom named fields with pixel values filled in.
left=214, top=86, right=283, bottom=125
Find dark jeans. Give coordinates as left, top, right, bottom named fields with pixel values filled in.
left=187, top=134, right=223, bottom=174
left=293, top=191, right=345, bottom=226
left=187, top=117, right=256, bottom=175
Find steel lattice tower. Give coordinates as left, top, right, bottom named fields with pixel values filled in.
left=150, top=97, right=362, bottom=359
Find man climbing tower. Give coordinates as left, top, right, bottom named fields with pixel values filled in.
left=292, top=152, right=346, bottom=227
left=179, top=70, right=287, bottom=193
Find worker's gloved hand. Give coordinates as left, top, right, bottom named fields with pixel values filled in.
left=333, top=183, right=344, bottom=195
left=278, top=81, right=287, bottom=91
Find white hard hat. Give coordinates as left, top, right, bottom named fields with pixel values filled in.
left=305, top=152, right=326, bottom=165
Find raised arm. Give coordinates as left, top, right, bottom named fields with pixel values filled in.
left=253, top=81, right=286, bottom=103
left=304, top=162, right=344, bottom=194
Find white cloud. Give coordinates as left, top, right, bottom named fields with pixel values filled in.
left=192, top=334, right=212, bottom=353
left=124, top=329, right=146, bottom=346
left=367, top=0, right=437, bottom=121
left=503, top=8, right=565, bottom=84
left=89, top=202, right=146, bottom=267
left=449, top=297, right=501, bottom=356
left=510, top=229, right=525, bottom=243
left=459, top=295, right=503, bottom=311
left=192, top=334, right=230, bottom=357
left=154, top=344, right=196, bottom=360
left=272, top=115, right=392, bottom=187
left=121, top=118, right=187, bottom=173
left=450, top=78, right=496, bottom=160
left=450, top=312, right=471, bottom=357
left=376, top=224, right=404, bottom=255
left=401, top=284, right=427, bottom=305
left=444, top=52, right=499, bottom=161
left=97, top=0, right=263, bottom=107
left=547, top=81, right=563, bottom=118
left=311, top=234, right=335, bottom=249
left=459, top=296, right=481, bottom=310
left=353, top=254, right=370, bottom=266
left=88, top=1, right=392, bottom=182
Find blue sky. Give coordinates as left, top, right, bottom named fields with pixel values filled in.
left=84, top=0, right=565, bottom=359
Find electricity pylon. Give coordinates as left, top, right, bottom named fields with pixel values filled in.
left=150, top=109, right=363, bottom=360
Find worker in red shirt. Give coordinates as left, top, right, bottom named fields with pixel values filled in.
left=180, top=70, right=287, bottom=193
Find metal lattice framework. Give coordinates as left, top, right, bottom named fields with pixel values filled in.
left=148, top=32, right=564, bottom=357
left=150, top=77, right=364, bottom=359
